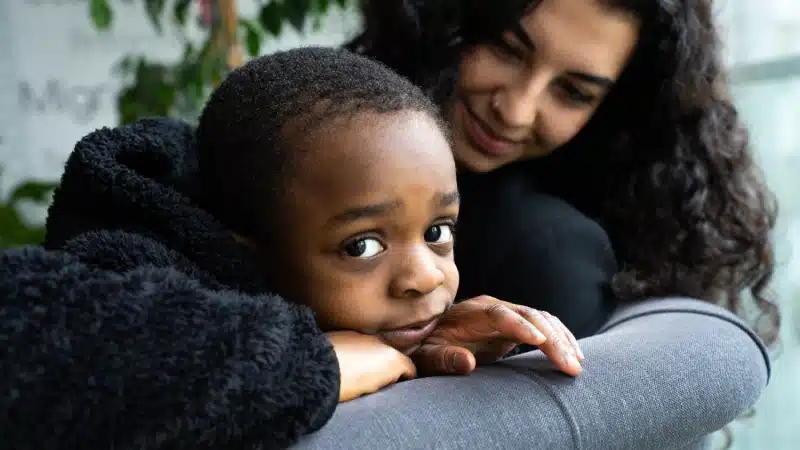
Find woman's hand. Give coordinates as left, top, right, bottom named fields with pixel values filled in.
left=327, top=331, right=417, bottom=402
left=412, top=296, right=584, bottom=377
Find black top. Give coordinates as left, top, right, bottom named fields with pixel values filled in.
left=455, top=164, right=619, bottom=339
left=0, top=118, right=339, bottom=449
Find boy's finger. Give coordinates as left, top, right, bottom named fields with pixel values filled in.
left=398, top=352, right=418, bottom=380
left=412, top=344, right=476, bottom=376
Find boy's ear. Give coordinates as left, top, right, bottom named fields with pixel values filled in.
left=231, top=232, right=256, bottom=248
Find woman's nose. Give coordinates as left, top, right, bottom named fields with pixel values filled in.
left=389, top=246, right=445, bottom=299
left=491, top=73, right=548, bottom=129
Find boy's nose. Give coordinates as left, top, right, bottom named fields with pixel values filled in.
left=389, top=247, right=445, bottom=299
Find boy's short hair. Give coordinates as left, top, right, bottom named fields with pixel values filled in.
left=196, top=46, right=445, bottom=240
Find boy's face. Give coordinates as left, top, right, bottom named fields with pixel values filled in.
left=275, top=110, right=459, bottom=355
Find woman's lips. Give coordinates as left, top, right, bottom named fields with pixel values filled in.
left=461, top=103, right=519, bottom=156
left=379, top=316, right=441, bottom=351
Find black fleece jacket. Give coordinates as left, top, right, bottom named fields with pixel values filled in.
left=0, top=118, right=339, bottom=449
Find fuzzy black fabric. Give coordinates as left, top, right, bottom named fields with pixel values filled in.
left=0, top=117, right=339, bottom=449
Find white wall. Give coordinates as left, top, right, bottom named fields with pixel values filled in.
left=724, top=0, right=800, bottom=65
left=719, top=3, right=800, bottom=450
left=0, top=0, right=360, bottom=194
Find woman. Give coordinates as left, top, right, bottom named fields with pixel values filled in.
left=0, top=1, right=776, bottom=448
left=346, top=0, right=780, bottom=342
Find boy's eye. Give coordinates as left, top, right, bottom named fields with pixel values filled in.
left=424, top=224, right=454, bottom=244
left=343, top=237, right=385, bottom=259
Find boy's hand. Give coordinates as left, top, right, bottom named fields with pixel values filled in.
left=327, top=331, right=417, bottom=402
left=412, top=296, right=584, bottom=377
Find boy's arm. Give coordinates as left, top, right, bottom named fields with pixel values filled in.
left=0, top=245, right=339, bottom=449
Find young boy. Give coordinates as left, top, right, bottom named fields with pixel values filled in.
left=197, top=46, right=581, bottom=372
left=1, top=46, right=580, bottom=449
left=196, top=46, right=461, bottom=357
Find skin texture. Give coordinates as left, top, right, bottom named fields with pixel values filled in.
left=449, top=0, right=640, bottom=172
left=415, top=295, right=584, bottom=377
left=250, top=109, right=584, bottom=400
left=272, top=110, right=461, bottom=356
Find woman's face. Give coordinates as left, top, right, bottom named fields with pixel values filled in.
left=448, top=0, right=640, bottom=172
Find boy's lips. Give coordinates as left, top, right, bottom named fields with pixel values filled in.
left=379, top=315, right=442, bottom=350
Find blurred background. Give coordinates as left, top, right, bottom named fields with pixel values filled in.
left=0, top=1, right=796, bottom=447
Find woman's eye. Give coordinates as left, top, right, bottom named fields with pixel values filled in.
left=424, top=224, right=454, bottom=244
left=490, top=38, right=525, bottom=61
left=558, top=81, right=595, bottom=106
left=343, top=237, right=385, bottom=259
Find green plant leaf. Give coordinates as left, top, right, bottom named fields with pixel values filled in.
left=8, top=181, right=57, bottom=207
left=144, top=0, right=167, bottom=33
left=284, top=0, right=312, bottom=32
left=117, top=59, right=176, bottom=123
left=315, top=0, right=330, bottom=13
left=105, top=0, right=362, bottom=129
left=89, top=0, right=113, bottom=30
left=259, top=1, right=284, bottom=36
left=0, top=205, right=35, bottom=249
left=114, top=55, right=138, bottom=77
left=175, top=43, right=205, bottom=103
left=311, top=0, right=329, bottom=30
left=118, top=86, right=142, bottom=124
left=173, top=0, right=191, bottom=26
left=241, top=20, right=263, bottom=57
left=0, top=169, right=53, bottom=249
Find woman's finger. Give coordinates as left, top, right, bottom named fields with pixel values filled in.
left=483, top=303, right=548, bottom=346
left=467, top=297, right=582, bottom=376
left=473, top=339, right=519, bottom=363
left=513, top=306, right=582, bottom=376
left=547, top=313, right=584, bottom=361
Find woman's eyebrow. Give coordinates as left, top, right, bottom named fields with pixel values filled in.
left=566, top=71, right=614, bottom=88
left=510, top=23, right=536, bottom=52
left=508, top=23, right=613, bottom=88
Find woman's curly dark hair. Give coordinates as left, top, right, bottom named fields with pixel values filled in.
left=346, top=0, right=780, bottom=345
